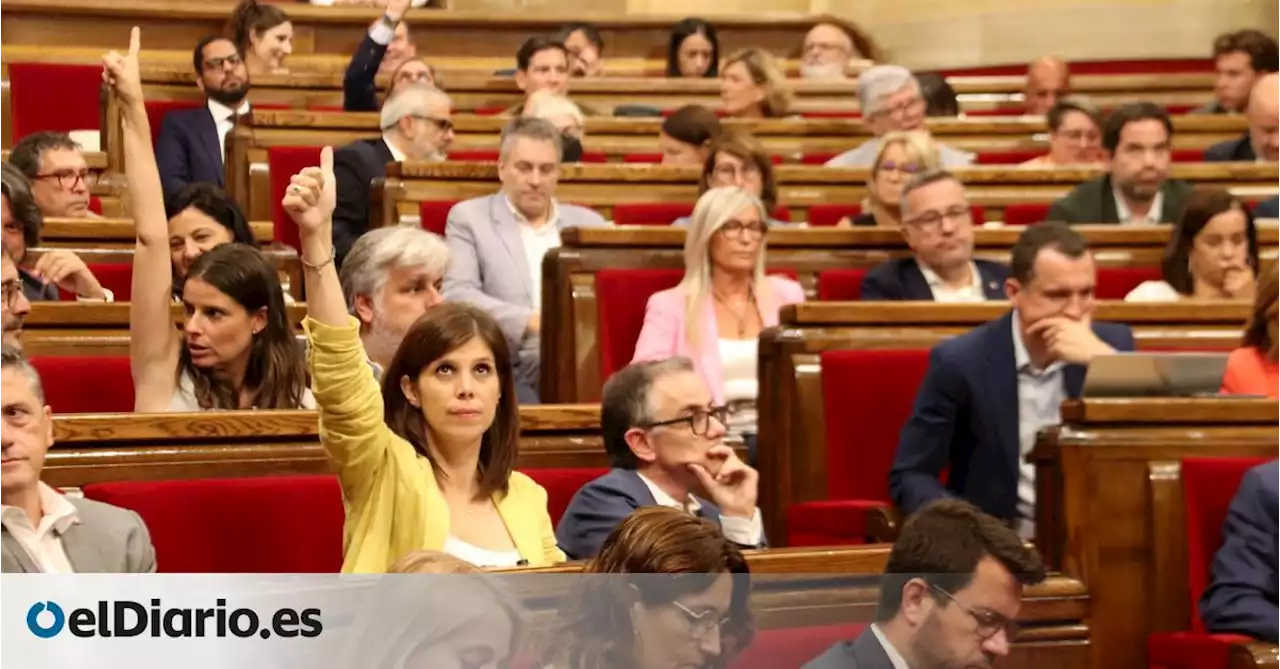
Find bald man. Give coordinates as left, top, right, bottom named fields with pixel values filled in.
left=1024, top=57, right=1071, bottom=115
left=1206, top=73, right=1279, bottom=162
left=802, top=23, right=856, bottom=80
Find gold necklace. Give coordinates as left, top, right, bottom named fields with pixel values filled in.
left=713, top=290, right=756, bottom=337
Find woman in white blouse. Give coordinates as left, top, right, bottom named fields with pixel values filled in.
left=1125, top=188, right=1259, bottom=302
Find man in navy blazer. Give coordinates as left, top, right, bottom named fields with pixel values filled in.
left=556, top=357, right=766, bottom=560
left=889, top=222, right=1136, bottom=531
left=342, top=0, right=435, bottom=112
left=1200, top=460, right=1279, bottom=642
left=861, top=171, right=1009, bottom=301
left=155, top=36, right=252, bottom=201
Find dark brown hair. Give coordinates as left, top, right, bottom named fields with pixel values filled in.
left=661, top=105, right=724, bottom=148
left=876, top=499, right=1047, bottom=622
left=1102, top=102, right=1172, bottom=153
left=1241, top=264, right=1278, bottom=360
left=180, top=243, right=307, bottom=410
left=700, top=131, right=777, bottom=212
left=1047, top=97, right=1102, bottom=133
left=1213, top=30, right=1280, bottom=73
left=381, top=301, right=519, bottom=498
left=1010, top=221, right=1090, bottom=285
left=1162, top=188, right=1259, bottom=295
left=542, top=507, right=755, bottom=669
left=226, top=0, right=289, bottom=58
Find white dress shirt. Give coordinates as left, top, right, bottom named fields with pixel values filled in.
left=635, top=471, right=764, bottom=546
left=919, top=262, right=987, bottom=303
left=506, top=198, right=561, bottom=312
left=383, top=136, right=406, bottom=162
left=1113, top=186, right=1165, bottom=225
left=208, top=98, right=251, bottom=167
left=1011, top=313, right=1066, bottom=538
left=870, top=624, right=912, bottom=669
left=0, top=482, right=81, bottom=573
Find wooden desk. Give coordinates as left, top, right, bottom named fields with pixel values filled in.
left=38, top=217, right=274, bottom=248
left=1031, top=398, right=1279, bottom=669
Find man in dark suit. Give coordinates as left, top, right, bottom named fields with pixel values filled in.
left=1047, top=102, right=1193, bottom=224
left=155, top=36, right=251, bottom=201
left=1199, top=460, right=1278, bottom=643
left=342, top=0, right=435, bottom=112
left=889, top=223, right=1136, bottom=530
left=805, top=499, right=1046, bottom=668
left=1207, top=73, right=1279, bottom=163
left=333, top=85, right=453, bottom=266
left=861, top=170, right=1009, bottom=301
left=556, top=357, right=765, bottom=560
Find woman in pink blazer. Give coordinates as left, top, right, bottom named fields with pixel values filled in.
left=632, top=187, right=805, bottom=459
left=1221, top=264, right=1278, bottom=398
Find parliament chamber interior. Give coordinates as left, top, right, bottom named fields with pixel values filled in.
left=1, top=0, right=1278, bottom=667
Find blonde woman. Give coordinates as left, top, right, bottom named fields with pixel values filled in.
left=839, top=130, right=942, bottom=227
left=632, top=187, right=805, bottom=459
left=719, top=48, right=793, bottom=119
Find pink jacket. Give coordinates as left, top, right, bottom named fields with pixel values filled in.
left=631, top=275, right=806, bottom=403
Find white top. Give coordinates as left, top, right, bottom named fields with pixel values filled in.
left=1113, top=186, right=1165, bottom=225
left=919, top=262, right=987, bottom=303
left=1124, top=280, right=1182, bottom=302
left=1010, top=313, right=1066, bottom=539
left=168, top=371, right=318, bottom=412
left=635, top=472, right=764, bottom=547
left=207, top=98, right=251, bottom=167
left=442, top=535, right=522, bottom=568
left=0, top=482, right=80, bottom=573
left=507, top=198, right=562, bottom=312
left=870, top=624, right=911, bottom=669
left=718, top=337, right=759, bottom=434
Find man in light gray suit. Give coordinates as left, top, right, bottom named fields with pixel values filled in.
left=443, top=117, right=608, bottom=403
left=1, top=345, right=156, bottom=573
left=804, top=499, right=1044, bottom=669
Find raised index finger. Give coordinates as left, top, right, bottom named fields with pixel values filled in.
left=129, top=26, right=141, bottom=56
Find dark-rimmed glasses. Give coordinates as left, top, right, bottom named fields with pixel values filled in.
left=639, top=405, right=729, bottom=437
left=930, top=584, right=1019, bottom=641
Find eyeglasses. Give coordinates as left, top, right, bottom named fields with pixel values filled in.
left=395, top=70, right=434, bottom=85
left=33, top=170, right=97, bottom=190
left=204, top=53, right=243, bottom=70
left=413, top=115, right=454, bottom=133
left=2, top=279, right=22, bottom=309
left=878, top=161, right=922, bottom=175
left=803, top=41, right=848, bottom=55
left=875, top=97, right=925, bottom=120
left=712, top=163, right=761, bottom=183
left=930, top=585, right=1019, bottom=641
left=671, top=600, right=731, bottom=640
left=905, top=205, right=972, bottom=232
left=640, top=405, right=729, bottom=437
left=718, top=219, right=767, bottom=239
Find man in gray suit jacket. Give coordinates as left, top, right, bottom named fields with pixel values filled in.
left=1, top=345, right=156, bottom=573
left=443, top=117, right=608, bottom=402
left=804, top=499, right=1045, bottom=669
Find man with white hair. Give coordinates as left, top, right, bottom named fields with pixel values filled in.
left=801, top=22, right=857, bottom=80
left=338, top=226, right=450, bottom=375
left=332, top=85, right=453, bottom=266
left=824, top=65, right=974, bottom=168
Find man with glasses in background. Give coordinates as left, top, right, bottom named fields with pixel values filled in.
left=888, top=223, right=1133, bottom=536
left=861, top=171, right=1009, bottom=301
left=2, top=165, right=112, bottom=302
left=805, top=498, right=1047, bottom=669
left=555, top=357, right=765, bottom=560
left=333, top=85, right=454, bottom=267
left=825, top=65, right=974, bottom=168
left=9, top=132, right=100, bottom=219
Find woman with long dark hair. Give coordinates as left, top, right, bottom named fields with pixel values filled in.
left=667, top=18, right=719, bottom=78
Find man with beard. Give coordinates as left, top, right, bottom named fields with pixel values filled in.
left=1047, top=102, right=1193, bottom=224
left=337, top=226, right=449, bottom=377
left=156, top=36, right=252, bottom=200
left=1, top=247, right=32, bottom=347
left=800, top=23, right=858, bottom=80
left=805, top=499, right=1046, bottom=669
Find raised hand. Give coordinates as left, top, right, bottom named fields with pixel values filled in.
left=688, top=445, right=759, bottom=519
left=386, top=0, right=413, bottom=22
left=102, top=26, right=143, bottom=108
left=281, top=147, right=337, bottom=237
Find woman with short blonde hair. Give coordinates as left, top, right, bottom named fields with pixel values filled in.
left=842, top=130, right=942, bottom=227
left=719, top=48, right=792, bottom=118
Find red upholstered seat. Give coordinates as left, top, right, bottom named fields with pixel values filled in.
left=30, top=355, right=134, bottom=414
left=521, top=467, right=610, bottom=526
left=1096, top=266, right=1162, bottom=300
left=145, top=100, right=203, bottom=152
left=788, top=348, right=932, bottom=546
left=729, top=623, right=865, bottom=668
left=800, top=153, right=837, bottom=166
left=55, top=263, right=133, bottom=302
left=976, top=149, right=1042, bottom=165
left=8, top=64, right=102, bottom=137
left=268, top=146, right=323, bottom=250
left=449, top=150, right=500, bottom=162
left=816, top=269, right=868, bottom=300
left=82, top=475, right=346, bottom=573
left=1173, top=148, right=1206, bottom=162
left=1003, top=203, right=1051, bottom=226
left=596, top=268, right=685, bottom=381
left=419, top=200, right=459, bottom=236
left=807, top=204, right=862, bottom=227
left=1147, top=457, right=1271, bottom=669
left=772, top=205, right=793, bottom=222
left=968, top=205, right=987, bottom=226
left=613, top=203, right=694, bottom=226
left=623, top=153, right=663, bottom=164
left=800, top=111, right=861, bottom=119
left=579, top=152, right=608, bottom=163
left=89, top=196, right=104, bottom=216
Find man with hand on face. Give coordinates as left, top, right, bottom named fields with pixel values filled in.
left=889, top=223, right=1135, bottom=534
left=505, top=37, right=601, bottom=117
left=556, top=357, right=765, bottom=560
left=556, top=22, right=604, bottom=78
left=156, top=36, right=252, bottom=200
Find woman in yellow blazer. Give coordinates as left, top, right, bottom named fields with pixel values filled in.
left=282, top=147, right=563, bottom=572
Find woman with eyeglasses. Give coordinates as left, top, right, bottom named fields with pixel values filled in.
left=838, top=130, right=941, bottom=228
left=1021, top=99, right=1104, bottom=167
left=542, top=506, right=754, bottom=669
left=634, top=187, right=804, bottom=461
left=672, top=131, right=795, bottom=229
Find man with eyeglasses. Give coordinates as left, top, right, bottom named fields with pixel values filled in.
left=333, top=85, right=454, bottom=266
left=1, top=248, right=32, bottom=347
left=156, top=36, right=253, bottom=200
left=555, top=357, right=765, bottom=560
left=8, top=132, right=99, bottom=219
left=805, top=498, right=1047, bottom=669
left=800, top=22, right=859, bottom=81
left=825, top=65, right=974, bottom=169
left=860, top=171, right=1008, bottom=301
left=888, top=223, right=1134, bottom=536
